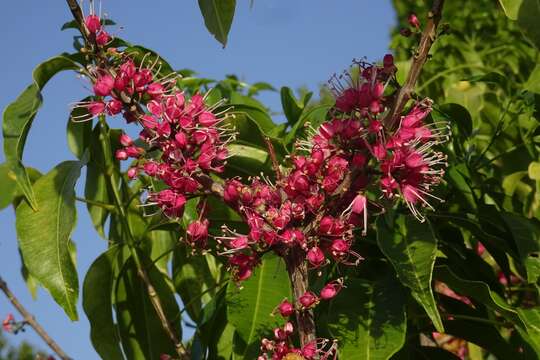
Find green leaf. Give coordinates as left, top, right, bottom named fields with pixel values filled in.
left=3, top=55, right=80, bottom=209
left=173, top=247, right=218, bottom=323
left=197, top=0, right=236, bottom=47
left=434, top=265, right=521, bottom=323
left=19, top=248, right=39, bottom=299
left=517, top=0, right=540, bottom=49
left=123, top=45, right=174, bottom=78
left=61, top=18, right=116, bottom=31
left=376, top=215, right=444, bottom=332
left=437, top=103, right=473, bottom=137
left=227, top=256, right=291, bottom=358
left=327, top=275, right=407, bottom=360
left=16, top=161, right=83, bottom=320
left=0, top=163, right=17, bottom=210
left=499, top=0, right=524, bottom=19
left=525, top=65, right=540, bottom=93
left=501, top=213, right=540, bottom=284
left=517, top=307, right=540, bottom=353
left=83, top=246, right=125, bottom=360
left=529, top=161, right=540, bottom=180
left=226, top=144, right=269, bottom=176
left=280, top=87, right=312, bottom=126
left=115, top=257, right=181, bottom=360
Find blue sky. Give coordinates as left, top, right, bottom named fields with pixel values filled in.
left=0, top=1, right=395, bottom=357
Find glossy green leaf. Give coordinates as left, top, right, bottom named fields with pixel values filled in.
left=517, top=0, right=540, bottom=49
left=525, top=64, right=540, bottom=93
left=434, top=265, right=521, bottom=323
left=115, top=257, right=181, bottom=360
left=226, top=144, right=269, bottom=176
left=437, top=103, right=473, bottom=137
left=517, top=307, right=540, bottom=353
left=501, top=213, right=540, bottom=284
left=327, top=275, right=407, bottom=360
left=83, top=246, right=125, bottom=360
left=16, top=161, right=83, bottom=320
left=280, top=87, right=312, bottom=126
left=227, top=256, right=291, bottom=358
left=376, top=215, right=444, bottom=332
left=198, top=0, right=236, bottom=47
left=499, top=0, right=524, bottom=19
left=0, top=163, right=17, bottom=210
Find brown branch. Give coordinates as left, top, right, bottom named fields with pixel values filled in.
left=384, top=0, right=445, bottom=128
left=0, top=276, right=72, bottom=360
left=285, top=250, right=316, bottom=348
left=264, top=137, right=282, bottom=181
left=64, top=0, right=88, bottom=41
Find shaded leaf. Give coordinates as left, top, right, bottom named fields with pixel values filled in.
left=377, top=215, right=444, bottom=332
left=517, top=0, right=540, bottom=49
left=327, top=275, right=407, bottom=360
left=83, top=246, right=125, bottom=360
left=0, top=163, right=17, bottom=210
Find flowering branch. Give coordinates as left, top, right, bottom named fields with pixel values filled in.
left=0, top=275, right=72, bottom=360
left=384, top=0, right=446, bottom=129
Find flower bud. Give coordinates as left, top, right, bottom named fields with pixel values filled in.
left=408, top=13, right=420, bottom=28
left=96, top=31, right=111, bottom=46
left=93, top=74, right=114, bottom=97
left=277, top=299, right=294, bottom=317
left=115, top=149, right=128, bottom=160
left=298, top=291, right=318, bottom=309
left=127, top=167, right=138, bottom=179
left=87, top=101, right=105, bottom=115
left=320, top=280, right=343, bottom=300
left=85, top=15, right=101, bottom=33
left=106, top=99, right=123, bottom=115
left=187, top=219, right=209, bottom=247
left=307, top=247, right=325, bottom=268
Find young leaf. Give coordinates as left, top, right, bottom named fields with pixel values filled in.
left=376, top=215, right=444, bottom=332
left=197, top=0, right=236, bottom=47
left=16, top=160, right=84, bottom=320
left=327, top=275, right=407, bottom=360
left=83, top=246, right=125, bottom=360
left=280, top=87, right=312, bottom=126
left=227, top=255, right=291, bottom=358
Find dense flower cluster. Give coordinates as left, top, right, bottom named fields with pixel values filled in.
left=75, top=15, right=233, bottom=224
left=258, top=322, right=337, bottom=360
left=75, top=13, right=449, bottom=360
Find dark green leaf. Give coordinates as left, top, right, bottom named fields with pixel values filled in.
left=67, top=98, right=93, bottom=159
left=83, top=246, right=125, bottom=360
left=16, top=161, right=83, bottom=320
left=327, top=275, right=407, bottom=359
left=115, top=257, right=181, bottom=360
left=197, top=0, right=236, bottom=47
left=500, top=213, right=540, bottom=284
left=377, top=215, right=444, bottom=332
left=517, top=0, right=540, bottom=49
left=437, top=103, right=473, bottom=137
left=281, top=87, right=310, bottom=126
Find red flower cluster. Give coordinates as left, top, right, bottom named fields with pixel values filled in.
left=76, top=15, right=233, bottom=224
left=258, top=322, right=337, bottom=360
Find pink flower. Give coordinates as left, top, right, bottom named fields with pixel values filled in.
left=408, top=13, right=420, bottom=28
left=95, top=31, right=111, bottom=46
left=298, top=291, right=318, bottom=309
left=119, top=133, right=133, bottom=147
left=320, top=279, right=344, bottom=300
left=187, top=219, right=209, bottom=247
left=85, top=15, right=101, bottom=33
left=307, top=247, right=325, bottom=268
left=87, top=101, right=105, bottom=116
left=93, top=74, right=114, bottom=97
left=106, top=99, right=123, bottom=115
left=277, top=299, right=294, bottom=317
left=115, top=149, right=128, bottom=160
left=2, top=314, right=14, bottom=332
